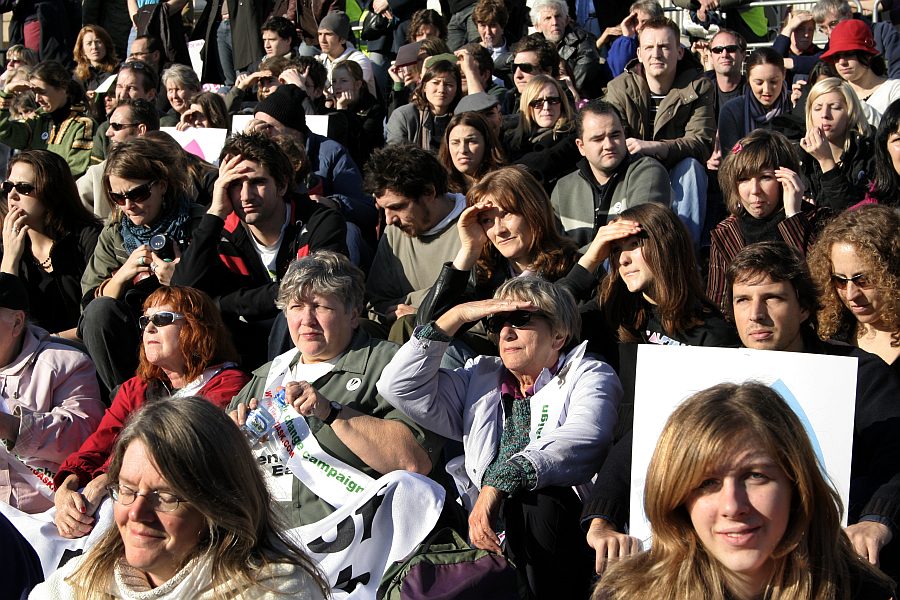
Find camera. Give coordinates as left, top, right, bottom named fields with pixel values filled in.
left=149, top=234, right=176, bottom=262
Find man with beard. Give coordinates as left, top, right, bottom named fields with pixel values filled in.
left=363, top=145, right=465, bottom=332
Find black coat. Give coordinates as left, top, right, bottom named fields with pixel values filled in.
left=192, top=0, right=271, bottom=82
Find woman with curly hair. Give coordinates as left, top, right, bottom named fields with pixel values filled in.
left=438, top=111, right=505, bottom=194
left=808, top=205, right=899, bottom=373
left=73, top=25, right=119, bottom=94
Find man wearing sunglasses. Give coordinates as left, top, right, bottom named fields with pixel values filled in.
left=702, top=29, right=746, bottom=120
left=90, top=61, right=160, bottom=165
left=497, top=35, right=559, bottom=114
left=604, top=16, right=715, bottom=247
left=77, top=99, right=159, bottom=220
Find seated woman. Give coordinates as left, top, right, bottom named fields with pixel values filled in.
left=386, top=58, right=462, bottom=153
left=808, top=205, right=899, bottom=375
left=53, top=285, right=249, bottom=538
left=161, top=64, right=201, bottom=127
left=437, top=112, right=505, bottom=195
left=710, top=129, right=829, bottom=311
left=799, top=77, right=875, bottom=211
left=378, top=276, right=623, bottom=599
left=820, top=19, right=900, bottom=127
left=1, top=150, right=101, bottom=338
left=79, top=136, right=206, bottom=392
left=72, top=25, right=118, bottom=97
left=718, top=48, right=793, bottom=155
left=593, top=382, right=895, bottom=600
left=865, top=97, right=900, bottom=206
left=0, top=61, right=96, bottom=178
left=176, top=91, right=229, bottom=131
left=38, top=397, right=327, bottom=598
left=325, top=61, right=385, bottom=170
left=503, top=74, right=575, bottom=164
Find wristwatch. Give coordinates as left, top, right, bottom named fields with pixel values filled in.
left=322, top=401, right=343, bottom=425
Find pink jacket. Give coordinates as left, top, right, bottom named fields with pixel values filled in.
left=0, top=325, right=104, bottom=513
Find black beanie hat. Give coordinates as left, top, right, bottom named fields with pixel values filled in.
left=255, top=84, right=308, bottom=134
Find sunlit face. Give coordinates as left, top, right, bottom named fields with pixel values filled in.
left=115, top=68, right=155, bottom=102
left=5, top=161, right=45, bottom=228
left=108, top=175, right=166, bottom=227
left=448, top=124, right=487, bottom=176
left=793, top=20, right=815, bottom=53
left=810, top=91, right=850, bottom=144
left=732, top=276, right=809, bottom=352
left=737, top=169, right=781, bottom=219
left=710, top=32, right=744, bottom=77
left=830, top=242, right=886, bottom=327
left=114, top=440, right=205, bottom=588
left=637, top=27, right=683, bottom=81
left=888, top=128, right=900, bottom=177
left=82, top=31, right=106, bottom=65
left=477, top=21, right=504, bottom=48
left=166, top=83, right=196, bottom=114
left=317, top=30, right=343, bottom=58
left=142, top=303, right=187, bottom=374
left=263, top=30, right=292, bottom=57
left=286, top=293, right=357, bottom=363
left=512, top=50, right=542, bottom=93
left=611, top=235, right=655, bottom=299
left=530, top=82, right=561, bottom=128
left=424, top=72, right=457, bottom=115
left=106, top=105, right=141, bottom=143
left=685, top=443, right=791, bottom=599
left=537, top=7, right=567, bottom=43
left=833, top=51, right=868, bottom=84
left=414, top=23, right=440, bottom=41
left=225, top=158, right=286, bottom=227
left=576, top=112, right=627, bottom=180
left=496, top=310, right=564, bottom=382
left=29, top=77, right=68, bottom=113
left=478, top=204, right=533, bottom=264
left=748, top=63, right=784, bottom=108
left=375, top=189, right=437, bottom=237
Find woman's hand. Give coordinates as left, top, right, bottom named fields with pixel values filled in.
left=175, top=110, right=195, bottom=131
left=150, top=243, right=182, bottom=286
left=287, top=381, right=332, bottom=421
left=435, top=297, right=537, bottom=338
left=790, top=79, right=807, bottom=107
left=278, top=67, right=306, bottom=89
left=578, top=219, right=642, bottom=274
left=388, top=63, right=404, bottom=85
left=1, top=206, right=29, bottom=273
left=334, top=90, right=355, bottom=110
left=110, top=244, right=152, bottom=288
left=3, top=79, right=30, bottom=95
left=468, top=485, right=504, bottom=553
left=800, top=126, right=837, bottom=171
left=229, top=397, right=259, bottom=428
left=776, top=167, right=805, bottom=217
left=453, top=204, right=490, bottom=270
left=54, top=474, right=99, bottom=538
left=586, top=517, right=643, bottom=575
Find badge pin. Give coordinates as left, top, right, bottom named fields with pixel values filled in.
left=346, top=377, right=361, bottom=391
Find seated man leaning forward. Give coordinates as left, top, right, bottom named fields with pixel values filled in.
left=377, top=276, right=622, bottom=599
left=229, top=251, right=442, bottom=524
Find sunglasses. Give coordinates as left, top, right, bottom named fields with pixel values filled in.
left=513, top=62, right=538, bottom=74
left=107, top=180, right=157, bottom=206
left=710, top=44, right=740, bottom=54
left=529, top=96, right=562, bottom=109
left=108, top=121, right=138, bottom=131
left=1, top=180, right=35, bottom=195
left=484, top=310, right=544, bottom=335
left=831, top=273, right=874, bottom=290
left=139, top=311, right=185, bottom=330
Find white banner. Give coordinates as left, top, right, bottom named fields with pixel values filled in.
left=629, top=346, right=857, bottom=544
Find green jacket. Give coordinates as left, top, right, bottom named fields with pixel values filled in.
left=229, top=328, right=444, bottom=525
left=0, top=93, right=96, bottom=178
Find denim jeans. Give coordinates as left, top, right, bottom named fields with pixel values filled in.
left=669, top=157, right=707, bottom=251
left=216, top=18, right=236, bottom=85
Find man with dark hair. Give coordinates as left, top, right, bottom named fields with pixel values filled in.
left=129, top=35, right=164, bottom=78
left=551, top=99, right=671, bottom=248
left=91, top=60, right=160, bottom=163
left=498, top=34, right=560, bottom=113
left=261, top=16, right=298, bottom=57
left=363, top=144, right=466, bottom=329
left=78, top=98, right=159, bottom=219
left=172, top=132, right=347, bottom=369
left=705, top=28, right=747, bottom=122
left=455, top=42, right=506, bottom=99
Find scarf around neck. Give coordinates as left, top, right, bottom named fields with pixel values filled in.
left=120, top=195, right=191, bottom=255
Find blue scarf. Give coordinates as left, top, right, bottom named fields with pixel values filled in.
left=743, top=82, right=791, bottom=139
left=119, top=195, right=191, bottom=255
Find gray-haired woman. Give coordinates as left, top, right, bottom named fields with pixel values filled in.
left=377, top=275, right=623, bottom=599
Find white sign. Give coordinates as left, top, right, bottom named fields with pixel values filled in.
left=159, top=126, right=228, bottom=164
left=629, top=345, right=857, bottom=544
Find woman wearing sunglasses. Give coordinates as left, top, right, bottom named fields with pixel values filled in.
left=0, top=150, right=100, bottom=338
left=39, top=397, right=327, bottom=598
left=379, top=276, right=622, bottom=599
left=0, top=60, right=96, bottom=178
left=79, top=136, right=207, bottom=393
left=53, top=285, right=249, bottom=540
left=503, top=74, right=573, bottom=161
left=808, top=205, right=899, bottom=374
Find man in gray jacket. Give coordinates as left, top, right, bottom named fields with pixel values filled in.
left=551, top=99, right=671, bottom=249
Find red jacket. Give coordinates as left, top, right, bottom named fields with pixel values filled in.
left=54, top=366, right=249, bottom=488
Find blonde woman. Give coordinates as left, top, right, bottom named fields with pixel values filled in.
left=503, top=74, right=574, bottom=162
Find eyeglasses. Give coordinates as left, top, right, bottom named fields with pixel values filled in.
left=139, top=311, right=185, bottom=330
left=710, top=44, right=740, bottom=54
left=1, top=180, right=35, bottom=195
left=529, top=96, right=562, bottom=109
left=107, top=180, right=157, bottom=206
left=818, top=19, right=841, bottom=34
left=513, top=62, right=538, bottom=74
left=107, top=483, right=185, bottom=512
left=108, top=121, right=138, bottom=131
left=831, top=273, right=874, bottom=290
left=484, top=310, right=545, bottom=334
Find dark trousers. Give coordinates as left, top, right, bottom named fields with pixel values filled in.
left=78, top=296, right=140, bottom=397
left=504, top=486, right=594, bottom=600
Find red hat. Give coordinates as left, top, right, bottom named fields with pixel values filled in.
left=821, top=19, right=879, bottom=62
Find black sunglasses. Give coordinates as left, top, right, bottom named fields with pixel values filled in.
left=831, top=273, right=874, bottom=290
left=107, top=181, right=157, bottom=206
left=710, top=44, right=740, bottom=54
left=529, top=96, right=562, bottom=109
left=484, top=310, right=544, bottom=335
left=1, top=180, right=35, bottom=195
left=139, top=311, right=185, bottom=330
left=513, top=62, right=538, bottom=74
left=108, top=121, right=138, bottom=131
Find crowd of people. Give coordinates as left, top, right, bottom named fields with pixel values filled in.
left=0, top=0, right=898, bottom=597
